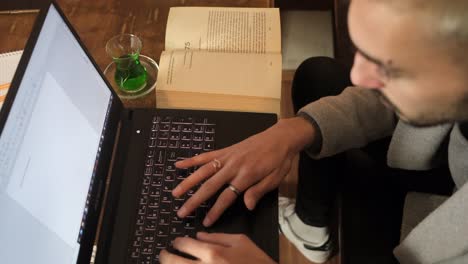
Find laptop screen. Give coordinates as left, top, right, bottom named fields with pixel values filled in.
left=0, top=5, right=112, bottom=264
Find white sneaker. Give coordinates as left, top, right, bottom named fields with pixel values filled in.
left=278, top=196, right=332, bottom=263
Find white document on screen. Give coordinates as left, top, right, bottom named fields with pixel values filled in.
left=6, top=72, right=98, bottom=248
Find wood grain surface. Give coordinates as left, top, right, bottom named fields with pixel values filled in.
left=0, top=0, right=271, bottom=108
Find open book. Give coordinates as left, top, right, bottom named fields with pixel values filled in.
left=156, top=7, right=282, bottom=114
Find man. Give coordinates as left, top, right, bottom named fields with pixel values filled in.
left=160, top=0, right=468, bottom=263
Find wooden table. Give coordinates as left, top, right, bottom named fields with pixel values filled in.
left=0, top=0, right=272, bottom=108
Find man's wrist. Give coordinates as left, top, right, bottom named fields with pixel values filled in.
left=276, top=116, right=320, bottom=154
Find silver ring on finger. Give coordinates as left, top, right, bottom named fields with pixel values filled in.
left=211, top=158, right=222, bottom=172
left=227, top=184, right=241, bottom=196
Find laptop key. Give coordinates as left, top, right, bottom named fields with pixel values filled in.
left=183, top=218, right=196, bottom=230
left=168, top=140, right=179, bottom=148
left=192, top=142, right=203, bottom=149
left=164, top=171, right=176, bottom=182
left=136, top=215, right=145, bottom=225
left=176, top=149, right=191, bottom=159
left=170, top=124, right=181, bottom=132
left=181, top=124, right=192, bottom=132
left=204, top=134, right=214, bottom=141
left=143, top=231, right=155, bottom=242
left=180, top=141, right=191, bottom=148
left=161, top=192, right=172, bottom=203
left=181, top=132, right=192, bottom=140
left=151, top=176, right=163, bottom=187
left=152, top=115, right=160, bottom=123
left=194, top=117, right=205, bottom=124
left=187, top=189, right=195, bottom=197
left=145, top=219, right=157, bottom=230
left=184, top=229, right=197, bottom=239
left=157, top=139, right=168, bottom=148
left=191, top=150, right=203, bottom=157
left=135, top=225, right=144, bottom=236
left=133, top=236, right=143, bottom=247
left=144, top=167, right=152, bottom=176
left=138, top=254, right=153, bottom=264
left=204, top=142, right=214, bottom=151
left=192, top=134, right=203, bottom=141
left=148, top=197, right=160, bottom=208
left=205, top=125, right=215, bottom=133
left=155, top=237, right=168, bottom=249
left=169, top=132, right=180, bottom=140
left=159, top=202, right=171, bottom=214
left=138, top=205, right=147, bottom=215
left=142, top=185, right=149, bottom=195
left=193, top=125, right=204, bottom=133
left=171, top=214, right=183, bottom=223
left=170, top=224, right=184, bottom=235
left=139, top=195, right=148, bottom=205
left=173, top=200, right=183, bottom=212
left=146, top=208, right=158, bottom=219
left=143, top=176, right=151, bottom=186
left=173, top=117, right=193, bottom=124
left=149, top=186, right=161, bottom=197
left=146, top=157, right=154, bottom=167
left=158, top=213, right=171, bottom=225
left=167, top=150, right=177, bottom=161
left=166, top=162, right=176, bottom=172
left=141, top=242, right=154, bottom=255
left=160, top=124, right=170, bottom=131
left=131, top=247, right=141, bottom=258
left=157, top=131, right=169, bottom=139
left=147, top=148, right=155, bottom=157
left=155, top=149, right=165, bottom=164
left=161, top=116, right=172, bottom=123
left=153, top=166, right=164, bottom=176
left=157, top=226, right=169, bottom=237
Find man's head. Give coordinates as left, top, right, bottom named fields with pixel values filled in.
left=348, top=0, right=468, bottom=126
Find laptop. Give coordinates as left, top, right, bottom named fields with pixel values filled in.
left=0, top=2, right=278, bottom=264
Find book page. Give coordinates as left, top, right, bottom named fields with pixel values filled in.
left=157, top=50, right=281, bottom=99
left=0, top=50, right=23, bottom=110
left=165, top=7, right=281, bottom=54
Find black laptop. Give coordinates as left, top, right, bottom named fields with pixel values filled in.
left=0, top=2, right=278, bottom=264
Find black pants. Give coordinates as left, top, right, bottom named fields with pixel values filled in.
left=292, top=57, right=455, bottom=264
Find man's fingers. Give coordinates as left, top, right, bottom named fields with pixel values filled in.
left=244, top=169, right=285, bottom=210
left=159, top=249, right=195, bottom=264
left=177, top=169, right=231, bottom=218
left=196, top=232, right=239, bottom=247
left=171, top=237, right=223, bottom=261
left=175, top=150, right=220, bottom=169
left=202, top=186, right=238, bottom=227
left=173, top=161, right=218, bottom=197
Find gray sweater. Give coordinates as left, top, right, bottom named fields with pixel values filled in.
left=299, top=86, right=468, bottom=264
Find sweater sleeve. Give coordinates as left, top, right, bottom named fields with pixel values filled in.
left=298, top=86, right=397, bottom=159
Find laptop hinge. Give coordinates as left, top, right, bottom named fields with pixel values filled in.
left=91, top=120, right=122, bottom=263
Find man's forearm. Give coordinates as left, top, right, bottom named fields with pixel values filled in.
left=275, top=116, right=320, bottom=154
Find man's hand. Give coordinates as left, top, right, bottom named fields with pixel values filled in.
left=173, top=117, right=317, bottom=226
left=159, top=232, right=276, bottom=264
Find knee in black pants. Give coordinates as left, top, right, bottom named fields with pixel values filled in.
left=292, top=56, right=352, bottom=113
